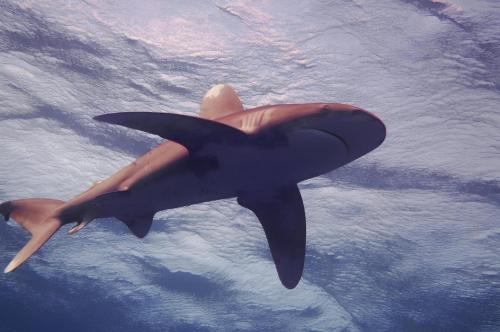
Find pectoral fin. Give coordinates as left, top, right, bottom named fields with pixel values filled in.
left=238, top=184, right=306, bottom=289
left=94, top=112, right=247, bottom=152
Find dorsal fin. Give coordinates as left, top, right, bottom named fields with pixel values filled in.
left=200, top=84, right=244, bottom=120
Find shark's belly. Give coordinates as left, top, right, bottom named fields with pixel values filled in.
left=268, top=129, right=347, bottom=181
left=129, top=158, right=237, bottom=212
left=123, top=128, right=348, bottom=212
left=219, top=128, right=350, bottom=191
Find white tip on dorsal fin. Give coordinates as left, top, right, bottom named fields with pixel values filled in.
left=200, top=84, right=244, bottom=120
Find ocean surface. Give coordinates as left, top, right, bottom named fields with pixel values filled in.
left=0, top=0, right=499, bottom=331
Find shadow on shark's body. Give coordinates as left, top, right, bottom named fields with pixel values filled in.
left=0, top=84, right=385, bottom=289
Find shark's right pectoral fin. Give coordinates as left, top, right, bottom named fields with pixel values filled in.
left=94, top=112, right=248, bottom=152
left=238, top=185, right=306, bottom=289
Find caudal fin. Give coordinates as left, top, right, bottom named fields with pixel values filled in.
left=0, top=198, right=64, bottom=273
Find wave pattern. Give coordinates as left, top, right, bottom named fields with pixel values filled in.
left=0, top=0, right=499, bottom=331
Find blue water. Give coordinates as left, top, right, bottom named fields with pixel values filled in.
left=0, top=0, right=499, bottom=331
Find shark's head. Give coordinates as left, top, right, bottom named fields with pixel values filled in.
left=317, top=103, right=386, bottom=160
left=256, top=103, right=386, bottom=162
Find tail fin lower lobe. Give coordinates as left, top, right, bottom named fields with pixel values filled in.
left=0, top=198, right=64, bottom=273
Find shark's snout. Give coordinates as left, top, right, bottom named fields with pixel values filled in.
left=316, top=105, right=386, bottom=160
left=354, top=107, right=386, bottom=145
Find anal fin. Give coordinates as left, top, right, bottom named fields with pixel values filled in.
left=117, top=213, right=155, bottom=238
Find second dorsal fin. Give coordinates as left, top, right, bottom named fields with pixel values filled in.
left=200, top=84, right=244, bottom=120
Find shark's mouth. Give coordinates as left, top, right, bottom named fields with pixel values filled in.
left=310, top=129, right=350, bottom=154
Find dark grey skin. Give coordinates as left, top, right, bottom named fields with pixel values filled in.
left=1, top=99, right=385, bottom=288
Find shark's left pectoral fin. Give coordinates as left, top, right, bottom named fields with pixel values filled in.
left=94, top=112, right=247, bottom=152
left=238, top=184, right=306, bottom=289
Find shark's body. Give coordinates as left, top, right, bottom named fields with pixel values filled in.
left=0, top=85, right=385, bottom=288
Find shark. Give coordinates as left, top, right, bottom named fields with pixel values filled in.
left=0, top=84, right=385, bottom=289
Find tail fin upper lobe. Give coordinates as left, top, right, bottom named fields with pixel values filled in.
left=0, top=198, right=64, bottom=273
